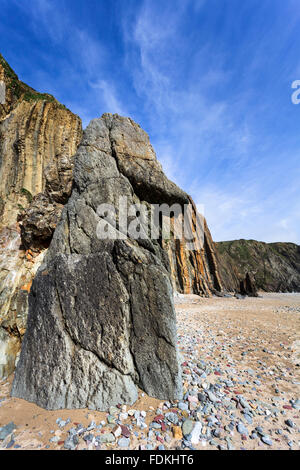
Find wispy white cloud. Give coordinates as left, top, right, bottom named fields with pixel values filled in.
left=120, top=0, right=300, bottom=243
left=89, top=80, right=129, bottom=117
left=9, top=0, right=121, bottom=127
left=3, top=0, right=299, bottom=244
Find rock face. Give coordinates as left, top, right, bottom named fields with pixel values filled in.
left=217, top=239, right=300, bottom=293
left=12, top=115, right=184, bottom=409
left=164, top=199, right=223, bottom=297
left=0, top=54, right=82, bottom=379
left=0, top=54, right=82, bottom=228
left=240, top=272, right=258, bottom=297
left=18, top=193, right=64, bottom=249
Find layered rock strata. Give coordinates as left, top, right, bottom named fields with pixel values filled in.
left=0, top=54, right=82, bottom=378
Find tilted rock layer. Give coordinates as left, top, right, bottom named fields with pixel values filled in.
left=164, top=199, right=222, bottom=297
left=0, top=54, right=82, bottom=378
left=217, top=239, right=300, bottom=293
left=12, top=115, right=184, bottom=409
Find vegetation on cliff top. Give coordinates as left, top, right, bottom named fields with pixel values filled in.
left=0, top=53, right=67, bottom=110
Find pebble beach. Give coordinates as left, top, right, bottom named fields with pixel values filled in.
left=0, top=293, right=299, bottom=451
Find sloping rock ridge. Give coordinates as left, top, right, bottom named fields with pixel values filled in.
left=12, top=114, right=185, bottom=409
left=0, top=54, right=82, bottom=378
left=217, top=239, right=300, bottom=293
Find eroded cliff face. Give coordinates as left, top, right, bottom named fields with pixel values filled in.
left=0, top=54, right=82, bottom=378
left=163, top=199, right=222, bottom=297
left=217, top=239, right=300, bottom=293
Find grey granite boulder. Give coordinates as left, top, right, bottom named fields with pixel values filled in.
left=11, top=114, right=184, bottom=410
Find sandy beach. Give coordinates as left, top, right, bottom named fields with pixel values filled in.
left=0, top=293, right=299, bottom=450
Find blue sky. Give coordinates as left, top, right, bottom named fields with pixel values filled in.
left=1, top=0, right=300, bottom=243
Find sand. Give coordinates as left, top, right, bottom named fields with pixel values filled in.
left=0, top=292, right=299, bottom=450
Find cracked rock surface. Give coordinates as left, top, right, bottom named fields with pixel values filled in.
left=11, top=114, right=184, bottom=410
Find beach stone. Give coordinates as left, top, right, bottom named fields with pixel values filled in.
left=237, top=422, right=249, bottom=436
left=285, top=419, right=295, bottom=428
left=0, top=422, right=16, bottom=440
left=225, top=437, right=235, bottom=450
left=165, top=412, right=179, bottom=425
left=172, top=426, right=183, bottom=440
left=107, top=415, right=116, bottom=424
left=109, top=406, right=119, bottom=415
left=182, top=420, right=195, bottom=437
left=64, top=435, right=79, bottom=450
left=118, top=437, right=130, bottom=448
left=6, top=439, right=15, bottom=449
left=190, top=422, right=202, bottom=444
left=120, top=425, right=131, bottom=438
left=207, top=391, right=218, bottom=403
left=99, top=433, right=115, bottom=444
left=178, top=402, right=189, bottom=411
left=261, top=436, right=273, bottom=446
left=112, top=425, right=122, bottom=438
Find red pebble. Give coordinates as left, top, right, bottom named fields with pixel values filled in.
left=283, top=405, right=293, bottom=410
left=120, top=425, right=131, bottom=438
left=161, top=422, right=167, bottom=432
left=214, top=371, right=221, bottom=376
left=153, top=415, right=164, bottom=423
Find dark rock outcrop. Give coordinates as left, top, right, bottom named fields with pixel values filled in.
left=217, top=239, right=300, bottom=293
left=12, top=115, right=184, bottom=409
left=18, top=193, right=64, bottom=249
left=239, top=272, right=258, bottom=297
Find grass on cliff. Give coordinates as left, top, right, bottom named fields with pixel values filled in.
left=0, top=53, right=68, bottom=110
left=20, top=188, right=33, bottom=203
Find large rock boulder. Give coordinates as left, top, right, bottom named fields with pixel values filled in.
left=11, top=114, right=184, bottom=410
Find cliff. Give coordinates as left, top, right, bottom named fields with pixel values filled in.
left=216, top=239, right=300, bottom=293
left=0, top=55, right=222, bottom=380
left=0, top=54, right=82, bottom=378
left=163, top=199, right=222, bottom=296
